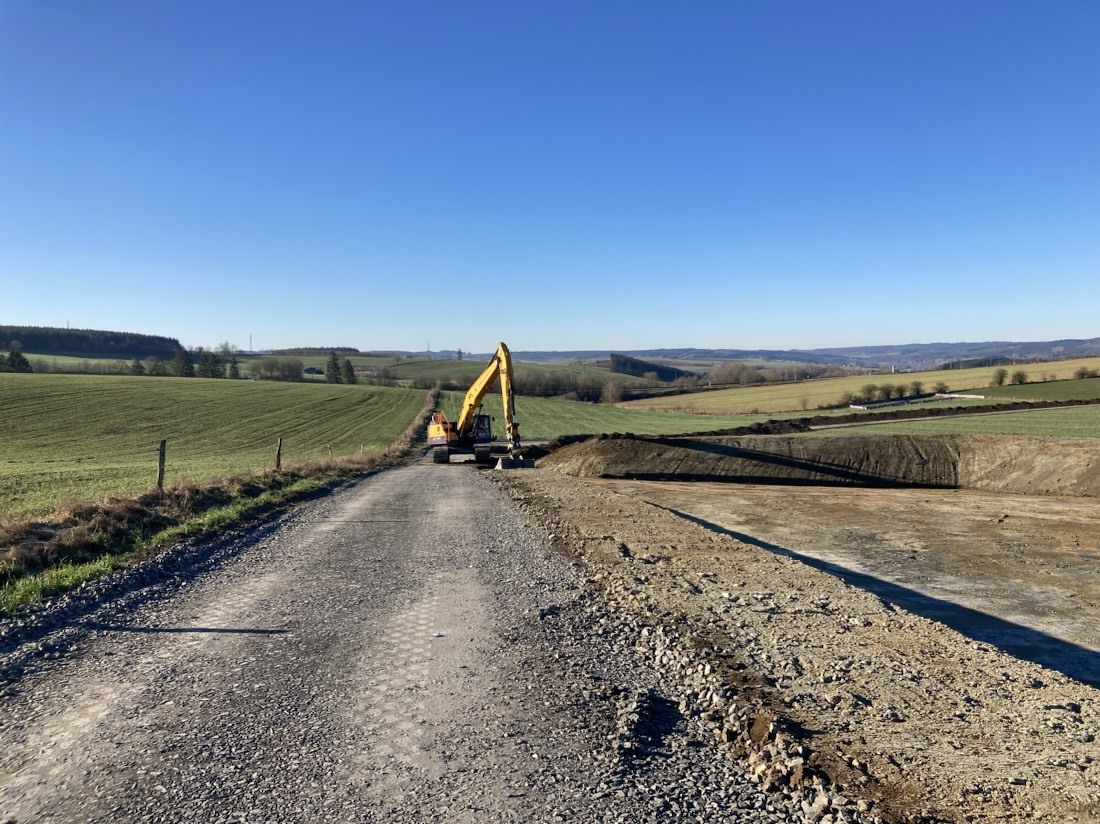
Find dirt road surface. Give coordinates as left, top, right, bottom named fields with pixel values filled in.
left=0, top=464, right=822, bottom=823
left=597, top=480, right=1100, bottom=687
left=495, top=462, right=1100, bottom=823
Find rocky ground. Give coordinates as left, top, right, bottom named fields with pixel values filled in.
left=0, top=462, right=873, bottom=823
left=490, top=454, right=1100, bottom=823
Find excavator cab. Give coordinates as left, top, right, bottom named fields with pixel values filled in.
left=471, top=413, right=492, bottom=443
left=428, top=409, right=494, bottom=464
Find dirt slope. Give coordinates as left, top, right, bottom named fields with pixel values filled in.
left=540, top=434, right=1100, bottom=498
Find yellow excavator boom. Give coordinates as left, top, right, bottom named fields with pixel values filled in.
left=455, top=341, right=519, bottom=449
left=426, top=342, right=522, bottom=464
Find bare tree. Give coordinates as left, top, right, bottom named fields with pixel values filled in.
left=991, top=368, right=1008, bottom=387
left=673, top=375, right=699, bottom=391
left=1010, top=370, right=1029, bottom=385
left=600, top=378, right=624, bottom=405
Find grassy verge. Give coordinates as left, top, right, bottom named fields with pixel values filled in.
left=0, top=391, right=436, bottom=616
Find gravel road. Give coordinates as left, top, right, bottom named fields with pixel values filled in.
left=0, top=464, right=823, bottom=823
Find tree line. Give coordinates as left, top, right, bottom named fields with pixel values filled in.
left=609, top=353, right=695, bottom=382
left=273, top=346, right=360, bottom=356
left=0, top=326, right=181, bottom=359
left=838, top=381, right=938, bottom=405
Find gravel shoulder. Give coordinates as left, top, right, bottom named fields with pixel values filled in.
left=490, top=468, right=1100, bottom=823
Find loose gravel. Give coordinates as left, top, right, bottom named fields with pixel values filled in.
left=0, top=463, right=866, bottom=823
left=491, top=467, right=1100, bottom=823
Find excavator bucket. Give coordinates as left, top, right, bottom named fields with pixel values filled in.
left=495, top=457, right=534, bottom=469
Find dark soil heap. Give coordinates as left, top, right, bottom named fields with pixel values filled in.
left=539, top=433, right=1100, bottom=498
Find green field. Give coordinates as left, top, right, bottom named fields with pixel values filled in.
left=393, top=356, right=643, bottom=386
left=978, top=377, right=1100, bottom=401
left=621, top=356, right=1100, bottom=415
left=815, top=404, right=1100, bottom=439
left=2, top=371, right=762, bottom=522
left=0, top=373, right=429, bottom=521
left=24, top=350, right=644, bottom=387
left=438, top=391, right=762, bottom=440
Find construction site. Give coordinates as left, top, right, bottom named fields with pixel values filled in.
left=491, top=430, right=1100, bottom=821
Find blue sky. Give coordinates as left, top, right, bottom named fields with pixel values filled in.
left=2, top=1, right=1097, bottom=354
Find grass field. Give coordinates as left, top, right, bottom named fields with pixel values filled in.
left=24, top=350, right=645, bottom=387
left=620, top=356, right=1100, bottom=415
left=0, top=373, right=429, bottom=521
left=815, top=404, right=1100, bottom=439
left=978, top=377, right=1100, bottom=401
left=1, top=372, right=761, bottom=522
left=393, top=357, right=644, bottom=386
left=437, top=391, right=762, bottom=440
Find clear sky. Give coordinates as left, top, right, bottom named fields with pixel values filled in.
left=2, top=1, right=1097, bottom=355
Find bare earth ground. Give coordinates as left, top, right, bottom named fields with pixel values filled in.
left=492, top=466, right=1100, bottom=822
left=598, top=481, right=1100, bottom=688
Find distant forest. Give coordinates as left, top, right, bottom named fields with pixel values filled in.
left=609, top=353, right=696, bottom=382
left=0, top=326, right=181, bottom=360
left=269, top=347, right=360, bottom=356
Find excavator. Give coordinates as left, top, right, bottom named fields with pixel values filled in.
left=427, top=342, right=529, bottom=467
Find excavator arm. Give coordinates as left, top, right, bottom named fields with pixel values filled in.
left=427, top=342, right=523, bottom=463
left=455, top=342, right=520, bottom=452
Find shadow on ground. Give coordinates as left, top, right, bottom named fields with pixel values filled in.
left=78, top=622, right=287, bottom=635
left=656, top=504, right=1100, bottom=689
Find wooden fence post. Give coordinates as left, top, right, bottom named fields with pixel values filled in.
left=275, top=437, right=283, bottom=470
left=156, top=440, right=167, bottom=490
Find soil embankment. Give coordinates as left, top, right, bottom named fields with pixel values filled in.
left=540, top=433, right=1100, bottom=498
left=512, top=429, right=1100, bottom=820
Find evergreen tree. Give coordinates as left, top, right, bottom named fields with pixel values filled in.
left=129, top=358, right=146, bottom=375
left=171, top=346, right=195, bottom=377
left=0, top=354, right=10, bottom=373
left=196, top=351, right=225, bottom=378
left=228, top=356, right=240, bottom=379
left=148, top=357, right=168, bottom=377
left=6, top=350, right=33, bottom=373
left=342, top=358, right=357, bottom=384
left=325, top=350, right=342, bottom=383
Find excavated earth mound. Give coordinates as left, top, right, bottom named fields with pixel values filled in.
left=539, top=433, right=1100, bottom=498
